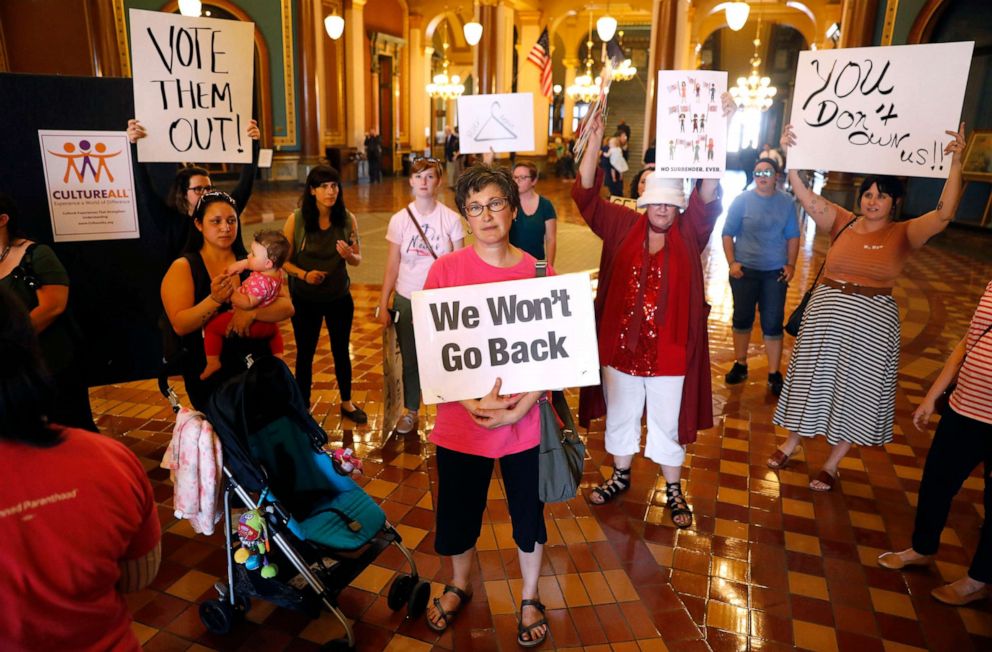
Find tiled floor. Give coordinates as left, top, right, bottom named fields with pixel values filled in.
left=92, top=173, right=992, bottom=650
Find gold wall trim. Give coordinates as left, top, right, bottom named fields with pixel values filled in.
left=273, top=0, right=297, bottom=148
left=113, top=0, right=131, bottom=76
left=881, top=0, right=900, bottom=46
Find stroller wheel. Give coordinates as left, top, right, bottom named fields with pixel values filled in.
left=407, top=580, right=431, bottom=618
left=233, top=593, right=251, bottom=615
left=319, top=637, right=354, bottom=651
left=387, top=574, right=416, bottom=611
left=199, top=599, right=239, bottom=635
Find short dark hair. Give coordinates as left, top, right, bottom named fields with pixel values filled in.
left=169, top=166, right=211, bottom=215
left=630, top=168, right=652, bottom=200
left=755, top=157, right=781, bottom=174
left=0, top=287, right=59, bottom=446
left=858, top=174, right=905, bottom=203
left=513, top=161, right=538, bottom=180
left=254, top=230, right=290, bottom=267
left=454, top=164, right=521, bottom=217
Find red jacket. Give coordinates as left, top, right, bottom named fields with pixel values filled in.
left=571, top=169, right=721, bottom=444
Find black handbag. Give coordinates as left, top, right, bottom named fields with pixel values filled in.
left=785, top=217, right=857, bottom=337
left=538, top=390, right=586, bottom=503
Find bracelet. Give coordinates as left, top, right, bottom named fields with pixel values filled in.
left=300, top=270, right=308, bottom=280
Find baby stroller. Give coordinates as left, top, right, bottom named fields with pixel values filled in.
left=186, top=356, right=430, bottom=650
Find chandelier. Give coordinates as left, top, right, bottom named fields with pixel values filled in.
left=567, top=15, right=607, bottom=103
left=427, top=21, right=464, bottom=100
left=611, top=30, right=637, bottom=82
left=729, top=18, right=776, bottom=111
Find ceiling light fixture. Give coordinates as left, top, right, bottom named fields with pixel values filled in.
left=324, top=14, right=345, bottom=40
left=725, top=2, right=750, bottom=32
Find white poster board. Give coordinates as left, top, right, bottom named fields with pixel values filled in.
left=787, top=42, right=973, bottom=178
left=411, top=273, right=600, bottom=404
left=38, top=130, right=139, bottom=242
left=129, top=9, right=255, bottom=163
left=457, top=93, right=535, bottom=154
left=655, top=70, right=728, bottom=178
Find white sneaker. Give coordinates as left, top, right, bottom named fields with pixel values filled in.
left=395, top=412, right=418, bottom=434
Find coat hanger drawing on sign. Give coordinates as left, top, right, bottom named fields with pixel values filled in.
left=473, top=102, right=518, bottom=141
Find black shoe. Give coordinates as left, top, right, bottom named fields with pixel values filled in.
left=768, top=372, right=783, bottom=396
left=341, top=405, right=368, bottom=424
left=725, top=362, right=748, bottom=384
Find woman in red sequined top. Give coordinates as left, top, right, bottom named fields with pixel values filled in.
left=571, top=105, right=729, bottom=528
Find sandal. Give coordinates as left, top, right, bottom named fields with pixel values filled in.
left=767, top=446, right=800, bottom=470
left=809, top=469, right=838, bottom=492
left=665, top=482, right=693, bottom=529
left=517, top=599, right=548, bottom=648
left=426, top=584, right=472, bottom=633
left=589, top=467, right=631, bottom=505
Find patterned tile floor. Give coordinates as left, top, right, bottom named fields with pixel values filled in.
left=91, top=173, right=992, bottom=650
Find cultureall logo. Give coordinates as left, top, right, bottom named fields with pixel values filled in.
left=46, top=139, right=121, bottom=183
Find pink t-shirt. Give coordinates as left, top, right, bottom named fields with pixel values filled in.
left=239, top=271, right=281, bottom=308
left=949, top=280, right=992, bottom=425
left=387, top=201, right=465, bottom=298
left=423, top=247, right=552, bottom=458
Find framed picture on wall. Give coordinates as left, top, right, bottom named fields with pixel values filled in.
left=963, top=129, right=992, bottom=182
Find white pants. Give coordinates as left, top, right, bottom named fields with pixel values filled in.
left=602, top=366, right=686, bottom=467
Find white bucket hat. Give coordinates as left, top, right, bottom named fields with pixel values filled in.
left=636, top=175, right=686, bottom=210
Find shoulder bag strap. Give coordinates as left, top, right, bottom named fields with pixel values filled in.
left=406, top=206, right=438, bottom=259
left=807, top=216, right=858, bottom=289
left=292, top=208, right=307, bottom=254
left=962, top=321, right=992, bottom=364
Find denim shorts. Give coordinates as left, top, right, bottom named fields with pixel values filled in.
left=729, top=267, right=788, bottom=338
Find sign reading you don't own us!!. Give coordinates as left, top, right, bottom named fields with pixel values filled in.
left=129, top=9, right=255, bottom=164
left=411, top=273, right=600, bottom=404
left=788, top=41, right=973, bottom=179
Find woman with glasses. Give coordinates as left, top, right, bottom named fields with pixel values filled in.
left=377, top=157, right=464, bottom=434
left=572, top=102, right=732, bottom=528
left=0, top=194, right=96, bottom=431
left=281, top=165, right=367, bottom=422
left=126, top=118, right=260, bottom=259
left=721, top=157, right=799, bottom=396
left=161, top=191, right=294, bottom=410
left=769, top=123, right=967, bottom=491
left=510, top=162, right=557, bottom=265
left=423, top=164, right=550, bottom=648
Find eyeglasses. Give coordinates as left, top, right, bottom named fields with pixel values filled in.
left=753, top=169, right=775, bottom=178
left=188, top=185, right=215, bottom=194
left=464, top=197, right=509, bottom=217
left=512, top=175, right=535, bottom=182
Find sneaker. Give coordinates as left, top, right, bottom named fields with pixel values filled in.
left=768, top=372, right=784, bottom=396
left=395, top=412, right=418, bottom=434
left=725, top=362, right=749, bottom=385
left=341, top=405, right=368, bottom=424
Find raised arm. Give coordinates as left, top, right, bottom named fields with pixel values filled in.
left=230, top=120, right=262, bottom=214
left=578, top=112, right=606, bottom=189
left=780, top=124, right=840, bottom=232
left=906, top=123, right=967, bottom=249
left=698, top=93, right=737, bottom=203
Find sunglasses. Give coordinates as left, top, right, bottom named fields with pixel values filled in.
left=753, top=169, right=775, bottom=178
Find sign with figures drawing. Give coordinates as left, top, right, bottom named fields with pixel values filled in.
left=38, top=130, right=139, bottom=242
left=655, top=70, right=728, bottom=179
left=411, top=273, right=599, bottom=404
left=129, top=9, right=255, bottom=163
left=787, top=42, right=973, bottom=178
left=457, top=93, right=535, bottom=154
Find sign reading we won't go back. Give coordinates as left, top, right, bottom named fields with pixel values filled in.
left=129, top=9, right=254, bottom=163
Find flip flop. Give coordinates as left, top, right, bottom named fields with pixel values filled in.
left=426, top=584, right=472, bottom=633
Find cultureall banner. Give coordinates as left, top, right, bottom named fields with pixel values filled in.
left=655, top=70, right=729, bottom=179
left=129, top=8, right=255, bottom=163
left=787, top=41, right=974, bottom=178
left=411, top=273, right=600, bottom=404
left=38, top=130, right=139, bottom=242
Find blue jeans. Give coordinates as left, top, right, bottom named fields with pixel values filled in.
left=729, top=267, right=787, bottom=338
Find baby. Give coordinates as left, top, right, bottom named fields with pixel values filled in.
left=607, top=136, right=629, bottom=182
left=201, top=230, right=290, bottom=380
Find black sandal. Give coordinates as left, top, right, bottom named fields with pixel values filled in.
left=665, top=482, right=693, bottom=529
left=517, top=599, right=548, bottom=648
left=589, top=467, right=631, bottom=505
left=426, top=584, right=472, bottom=633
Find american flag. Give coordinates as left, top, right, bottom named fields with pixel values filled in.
left=527, top=27, right=553, bottom=101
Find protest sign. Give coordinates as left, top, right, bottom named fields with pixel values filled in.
left=788, top=42, right=973, bottom=178
left=655, top=70, right=728, bottom=179
left=129, top=9, right=254, bottom=163
left=38, top=130, right=139, bottom=242
left=458, top=93, right=535, bottom=154
left=411, top=273, right=599, bottom=404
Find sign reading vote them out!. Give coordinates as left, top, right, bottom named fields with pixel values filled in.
left=129, top=9, right=254, bottom=164
left=411, top=273, right=600, bottom=404
left=788, top=42, right=973, bottom=179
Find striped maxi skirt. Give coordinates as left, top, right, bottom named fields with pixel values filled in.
left=773, top=283, right=900, bottom=447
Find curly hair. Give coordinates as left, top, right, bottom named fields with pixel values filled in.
left=454, top=164, right=521, bottom=218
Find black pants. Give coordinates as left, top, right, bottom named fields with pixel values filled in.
left=434, top=445, right=547, bottom=555
left=912, top=406, right=992, bottom=582
left=290, top=293, right=354, bottom=406
left=368, top=156, right=382, bottom=183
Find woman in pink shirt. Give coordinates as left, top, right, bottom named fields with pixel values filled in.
left=422, top=165, right=550, bottom=648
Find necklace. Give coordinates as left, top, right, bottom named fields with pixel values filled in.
left=0, top=244, right=10, bottom=263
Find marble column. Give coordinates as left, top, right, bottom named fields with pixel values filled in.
left=344, top=0, right=367, bottom=147
left=643, top=0, right=679, bottom=148
left=516, top=11, right=548, bottom=155
left=408, top=15, right=428, bottom=152
left=298, top=0, right=322, bottom=162
left=475, top=1, right=498, bottom=94
left=561, top=57, right=579, bottom=138
left=494, top=0, right=515, bottom=94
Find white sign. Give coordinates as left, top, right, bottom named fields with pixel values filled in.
left=129, top=9, right=255, bottom=163
left=38, top=130, right=139, bottom=242
left=411, top=273, right=600, bottom=404
left=788, top=42, right=973, bottom=178
left=655, top=70, right=728, bottom=179
left=457, top=93, right=535, bottom=154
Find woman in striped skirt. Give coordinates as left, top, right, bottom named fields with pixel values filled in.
left=767, top=123, right=968, bottom=491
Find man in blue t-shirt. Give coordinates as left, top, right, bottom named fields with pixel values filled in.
left=721, top=157, right=800, bottom=395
